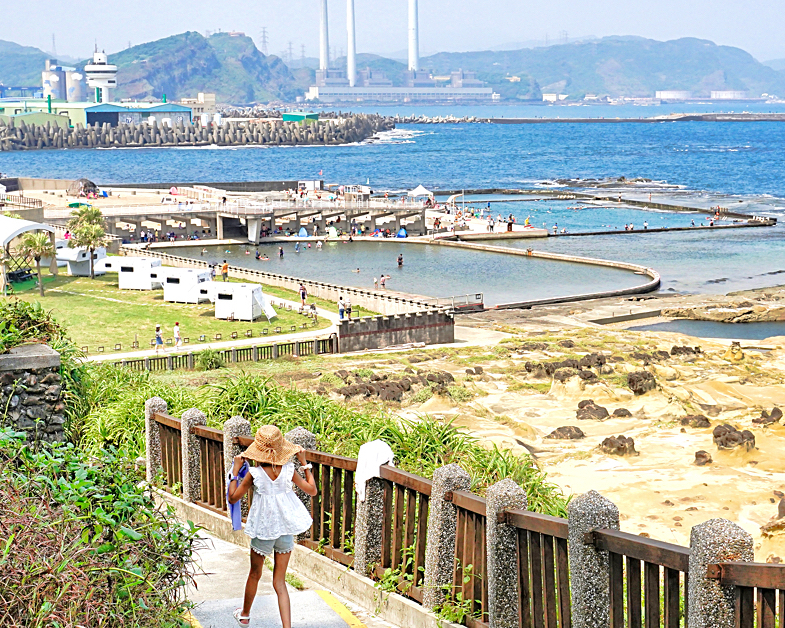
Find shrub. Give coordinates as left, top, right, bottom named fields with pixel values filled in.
left=0, top=300, right=67, bottom=354
left=446, top=385, right=473, bottom=403
left=411, top=386, right=434, bottom=403
left=0, top=429, right=200, bottom=627
left=196, top=348, right=225, bottom=371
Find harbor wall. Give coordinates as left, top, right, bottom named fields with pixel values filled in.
left=337, top=310, right=454, bottom=352
left=0, top=114, right=393, bottom=151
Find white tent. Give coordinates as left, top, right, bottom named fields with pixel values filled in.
left=0, top=216, right=57, bottom=293
left=114, top=257, right=164, bottom=290
left=57, top=246, right=107, bottom=277
left=161, top=267, right=211, bottom=303
left=210, top=282, right=276, bottom=322
left=408, top=184, right=433, bottom=197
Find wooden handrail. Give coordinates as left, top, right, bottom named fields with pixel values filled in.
left=707, top=562, right=785, bottom=588
left=444, top=489, right=487, bottom=516
left=502, top=508, right=569, bottom=539
left=190, top=424, right=224, bottom=442
left=585, top=528, right=690, bottom=572
left=380, top=465, right=433, bottom=496
left=153, top=411, right=182, bottom=429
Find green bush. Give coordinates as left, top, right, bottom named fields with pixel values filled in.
left=411, top=386, right=434, bottom=403
left=0, top=428, right=199, bottom=627
left=196, top=348, right=225, bottom=371
left=0, top=300, right=67, bottom=354
left=446, top=385, right=473, bottom=403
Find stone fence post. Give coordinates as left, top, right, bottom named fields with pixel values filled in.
left=486, top=479, right=527, bottom=628
left=568, top=490, right=619, bottom=628
left=354, top=476, right=385, bottom=578
left=223, top=415, right=252, bottom=515
left=286, top=427, right=316, bottom=541
left=180, top=408, right=206, bottom=502
left=688, top=518, right=753, bottom=628
left=144, top=397, right=167, bottom=483
left=422, top=463, right=471, bottom=610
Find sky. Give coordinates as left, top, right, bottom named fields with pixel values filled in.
left=12, top=0, right=785, bottom=63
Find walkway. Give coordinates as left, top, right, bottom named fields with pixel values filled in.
left=185, top=532, right=392, bottom=628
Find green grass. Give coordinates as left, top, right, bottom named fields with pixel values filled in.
left=8, top=273, right=330, bottom=354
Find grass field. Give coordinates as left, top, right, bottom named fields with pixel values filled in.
left=8, top=273, right=332, bottom=354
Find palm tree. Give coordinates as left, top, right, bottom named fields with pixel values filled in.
left=18, top=232, right=54, bottom=297
left=67, top=206, right=104, bottom=230
left=69, top=223, right=107, bottom=279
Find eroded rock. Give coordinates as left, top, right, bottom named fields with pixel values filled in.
left=577, top=399, right=610, bottom=421
left=712, top=424, right=755, bottom=450
left=600, top=435, right=637, bottom=456
left=612, top=408, right=632, bottom=418
left=680, top=414, right=711, bottom=428
left=545, top=426, right=585, bottom=439
left=628, top=371, right=656, bottom=395
left=694, top=450, right=713, bottom=466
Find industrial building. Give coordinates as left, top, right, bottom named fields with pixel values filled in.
left=0, top=100, right=192, bottom=127
left=306, top=0, right=495, bottom=102
left=42, top=60, right=85, bottom=103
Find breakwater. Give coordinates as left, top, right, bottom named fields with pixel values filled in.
left=0, top=114, right=393, bottom=151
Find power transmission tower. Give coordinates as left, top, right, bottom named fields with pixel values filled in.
left=301, top=44, right=306, bottom=64
left=560, top=30, right=568, bottom=44
left=260, top=27, right=269, bottom=55
left=287, top=41, right=294, bottom=64
left=51, top=34, right=57, bottom=58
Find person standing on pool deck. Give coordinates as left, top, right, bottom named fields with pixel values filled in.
left=155, top=325, right=163, bottom=354
left=398, top=253, right=403, bottom=267
left=338, top=296, right=346, bottom=320
left=299, top=284, right=307, bottom=307
left=173, top=322, right=182, bottom=351
left=221, top=260, right=229, bottom=282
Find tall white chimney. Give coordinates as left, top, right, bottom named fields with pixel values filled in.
left=346, top=0, right=357, bottom=86
left=319, top=0, right=330, bottom=70
left=408, top=0, right=419, bottom=72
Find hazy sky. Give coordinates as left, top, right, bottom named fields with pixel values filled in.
left=13, top=0, right=785, bottom=63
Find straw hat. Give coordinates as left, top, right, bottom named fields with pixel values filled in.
left=242, top=426, right=302, bottom=465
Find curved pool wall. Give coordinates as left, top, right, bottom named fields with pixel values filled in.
left=163, top=238, right=659, bottom=308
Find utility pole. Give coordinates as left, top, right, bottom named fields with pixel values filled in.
left=260, top=27, right=269, bottom=55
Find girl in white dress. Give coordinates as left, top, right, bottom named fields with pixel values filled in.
left=227, top=426, right=317, bottom=627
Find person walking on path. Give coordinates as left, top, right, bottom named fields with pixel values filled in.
left=221, top=260, right=229, bottom=282
left=155, top=324, right=163, bottom=354
left=227, top=426, right=317, bottom=628
left=338, top=296, right=346, bottom=320
left=173, top=322, right=182, bottom=351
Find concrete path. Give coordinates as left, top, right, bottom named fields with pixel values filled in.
left=186, top=533, right=393, bottom=628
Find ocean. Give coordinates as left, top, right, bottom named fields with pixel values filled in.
left=4, top=102, right=785, bottom=298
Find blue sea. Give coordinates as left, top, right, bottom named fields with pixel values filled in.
left=4, top=102, right=785, bottom=298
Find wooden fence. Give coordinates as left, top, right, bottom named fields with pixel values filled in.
left=118, top=336, right=336, bottom=372
left=148, top=409, right=785, bottom=628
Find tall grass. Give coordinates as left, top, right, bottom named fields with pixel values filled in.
left=74, top=369, right=568, bottom=516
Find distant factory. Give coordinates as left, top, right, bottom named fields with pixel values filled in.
left=306, top=0, right=496, bottom=102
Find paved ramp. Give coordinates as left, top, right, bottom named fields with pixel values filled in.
left=188, top=590, right=362, bottom=627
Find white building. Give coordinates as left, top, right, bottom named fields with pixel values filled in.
left=84, top=51, right=118, bottom=103
left=306, top=85, right=494, bottom=102
left=56, top=246, right=107, bottom=277
left=211, top=283, right=276, bottom=322
left=542, top=93, right=568, bottom=102
left=711, top=90, right=748, bottom=100
left=162, top=268, right=211, bottom=303
left=656, top=90, right=692, bottom=100
left=96, top=257, right=163, bottom=290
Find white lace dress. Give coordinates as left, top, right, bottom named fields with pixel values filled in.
left=244, top=462, right=313, bottom=541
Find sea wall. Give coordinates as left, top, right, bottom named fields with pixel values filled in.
left=0, top=344, right=64, bottom=443
left=0, top=114, right=393, bottom=151
left=337, top=311, right=455, bottom=352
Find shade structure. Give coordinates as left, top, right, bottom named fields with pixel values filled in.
left=408, top=184, right=432, bottom=197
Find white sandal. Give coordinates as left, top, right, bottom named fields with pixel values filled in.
left=233, top=608, right=251, bottom=626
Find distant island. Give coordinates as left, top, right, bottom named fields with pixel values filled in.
left=2, top=34, right=784, bottom=104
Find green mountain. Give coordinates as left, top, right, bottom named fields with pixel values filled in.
left=421, top=37, right=785, bottom=99
left=763, top=58, right=785, bottom=72
left=109, top=32, right=303, bottom=103
left=0, top=40, right=51, bottom=86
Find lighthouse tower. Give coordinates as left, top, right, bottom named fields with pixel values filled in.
left=84, top=51, right=117, bottom=103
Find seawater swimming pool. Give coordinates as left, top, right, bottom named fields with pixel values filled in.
left=629, top=319, right=785, bottom=340
left=168, top=240, right=645, bottom=306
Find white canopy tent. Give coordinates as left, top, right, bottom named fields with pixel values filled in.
left=0, top=216, right=57, bottom=294
left=408, top=184, right=433, bottom=198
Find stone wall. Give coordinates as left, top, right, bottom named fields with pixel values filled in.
left=337, top=310, right=454, bottom=352
left=0, top=344, right=64, bottom=443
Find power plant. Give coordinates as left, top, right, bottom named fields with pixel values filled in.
left=307, top=0, right=495, bottom=102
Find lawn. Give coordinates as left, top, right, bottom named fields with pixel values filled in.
left=8, top=273, right=332, bottom=354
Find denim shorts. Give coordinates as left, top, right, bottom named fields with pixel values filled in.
left=250, top=534, right=295, bottom=557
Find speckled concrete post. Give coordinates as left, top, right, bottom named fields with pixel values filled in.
left=487, top=479, right=527, bottom=628
left=223, top=415, right=252, bottom=516
left=286, top=427, right=316, bottom=541
left=354, top=477, right=385, bottom=577
left=688, top=518, right=754, bottom=628
left=568, top=490, right=619, bottom=628
left=180, top=408, right=206, bottom=502
left=422, top=463, right=471, bottom=610
left=144, top=397, right=167, bottom=483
